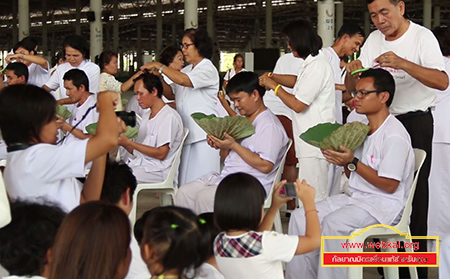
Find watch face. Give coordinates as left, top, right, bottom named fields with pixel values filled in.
left=348, top=163, right=356, bottom=172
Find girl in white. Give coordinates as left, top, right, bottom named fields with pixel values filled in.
left=141, top=29, right=220, bottom=185
left=0, top=85, right=124, bottom=212
left=213, top=173, right=320, bottom=279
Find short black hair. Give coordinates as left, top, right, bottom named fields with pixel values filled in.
left=360, top=68, right=396, bottom=107
left=283, top=19, right=322, bottom=58
left=198, top=212, right=221, bottom=259
left=433, top=26, right=450, bottom=56
left=183, top=28, right=213, bottom=59
left=63, top=35, right=90, bottom=59
left=0, top=200, right=65, bottom=276
left=0, top=85, right=56, bottom=145
left=97, top=50, right=118, bottom=72
left=133, top=72, right=164, bottom=98
left=63, top=68, right=90, bottom=92
left=226, top=71, right=265, bottom=97
left=13, top=36, right=38, bottom=54
left=337, top=23, right=365, bottom=39
left=6, top=62, right=29, bottom=82
left=100, top=161, right=137, bottom=204
left=366, top=0, right=399, bottom=4
left=233, top=53, right=244, bottom=63
left=214, top=173, right=266, bottom=232
left=159, top=46, right=181, bottom=66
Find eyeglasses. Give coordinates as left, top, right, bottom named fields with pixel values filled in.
left=351, top=90, right=381, bottom=98
left=181, top=43, right=194, bottom=50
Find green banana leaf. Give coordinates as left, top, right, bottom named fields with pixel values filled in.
left=85, top=123, right=139, bottom=139
left=56, top=105, right=72, bottom=120
left=191, top=112, right=255, bottom=140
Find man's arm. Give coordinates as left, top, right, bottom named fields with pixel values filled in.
left=259, top=75, right=308, bottom=113
left=261, top=72, right=297, bottom=88
left=118, top=135, right=170, bottom=160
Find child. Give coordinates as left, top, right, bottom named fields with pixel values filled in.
left=138, top=206, right=210, bottom=279
left=48, top=201, right=131, bottom=279
left=213, top=172, right=320, bottom=279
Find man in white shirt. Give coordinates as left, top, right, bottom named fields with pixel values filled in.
left=100, top=161, right=151, bottom=279
left=286, top=69, right=414, bottom=279
left=346, top=1, right=449, bottom=276
left=57, top=69, right=98, bottom=144
left=175, top=72, right=289, bottom=214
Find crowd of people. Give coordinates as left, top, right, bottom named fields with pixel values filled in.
left=1, top=0, right=450, bottom=278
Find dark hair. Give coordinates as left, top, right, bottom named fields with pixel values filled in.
left=0, top=200, right=65, bottom=276
left=63, top=35, right=90, bottom=59
left=133, top=72, right=164, bottom=98
left=366, top=0, right=399, bottom=4
left=183, top=29, right=213, bottom=59
left=337, top=23, right=365, bottom=39
left=233, top=53, right=244, bottom=66
left=283, top=19, right=322, bottom=58
left=214, top=173, right=266, bottom=232
left=360, top=68, right=396, bottom=107
left=6, top=62, right=29, bottom=82
left=226, top=71, right=265, bottom=97
left=100, top=161, right=137, bottom=204
left=13, top=37, right=38, bottom=54
left=198, top=213, right=220, bottom=259
left=49, top=201, right=131, bottom=279
left=141, top=206, right=209, bottom=279
left=52, top=51, right=66, bottom=67
left=97, top=50, right=118, bottom=72
left=433, top=26, right=450, bottom=56
left=159, top=46, right=182, bottom=66
left=63, top=68, right=90, bottom=92
left=0, top=85, right=56, bottom=145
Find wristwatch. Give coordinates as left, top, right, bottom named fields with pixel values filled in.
left=158, top=64, right=164, bottom=74
left=347, top=157, right=359, bottom=172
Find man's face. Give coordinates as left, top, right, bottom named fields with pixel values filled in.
left=134, top=79, right=156, bottom=109
left=368, top=0, right=406, bottom=40
left=5, top=70, right=25, bottom=85
left=64, top=80, right=84, bottom=103
left=343, top=34, right=365, bottom=56
left=353, top=77, right=387, bottom=114
left=229, top=91, right=257, bottom=117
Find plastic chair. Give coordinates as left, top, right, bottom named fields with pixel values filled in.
left=263, top=139, right=292, bottom=234
left=129, top=128, right=189, bottom=225
left=347, top=148, right=426, bottom=279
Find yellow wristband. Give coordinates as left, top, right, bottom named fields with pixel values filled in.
left=274, top=84, right=281, bottom=96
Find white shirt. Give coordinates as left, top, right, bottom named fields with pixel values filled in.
left=126, top=235, right=151, bottom=279
left=322, top=47, right=343, bottom=124
left=27, top=61, right=50, bottom=88
left=433, top=57, right=450, bottom=143
left=223, top=67, right=247, bottom=82
left=214, top=231, right=298, bottom=279
left=196, top=263, right=225, bottom=279
left=349, top=114, right=414, bottom=224
left=172, top=58, right=219, bottom=145
left=292, top=52, right=336, bottom=158
left=64, top=95, right=99, bottom=144
left=4, top=140, right=88, bottom=212
left=0, top=140, right=6, bottom=160
left=127, top=105, right=184, bottom=180
left=219, top=109, right=288, bottom=194
left=45, top=60, right=100, bottom=99
left=0, top=173, right=11, bottom=229
left=263, top=53, right=304, bottom=120
left=359, top=21, right=445, bottom=115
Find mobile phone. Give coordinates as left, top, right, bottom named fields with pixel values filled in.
left=284, top=182, right=297, bottom=198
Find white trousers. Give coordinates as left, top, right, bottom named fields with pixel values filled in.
left=178, top=140, right=220, bottom=186
left=285, top=195, right=378, bottom=279
left=130, top=166, right=165, bottom=184
left=328, top=163, right=344, bottom=196
left=428, top=142, right=450, bottom=240
left=298, top=157, right=330, bottom=202
left=175, top=173, right=220, bottom=214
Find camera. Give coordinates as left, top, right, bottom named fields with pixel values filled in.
left=115, top=111, right=136, bottom=127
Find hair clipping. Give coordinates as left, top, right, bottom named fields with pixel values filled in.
left=198, top=218, right=206, bottom=225
left=171, top=224, right=179, bottom=229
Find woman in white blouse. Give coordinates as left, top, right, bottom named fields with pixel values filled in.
left=141, top=29, right=220, bottom=185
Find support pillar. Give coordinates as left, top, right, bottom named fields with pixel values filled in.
left=184, top=0, right=198, bottom=29
left=364, top=11, right=370, bottom=39
left=335, top=1, right=344, bottom=37
left=18, top=0, right=30, bottom=40
left=156, top=0, right=162, bottom=60
left=90, top=0, right=103, bottom=60
left=76, top=0, right=81, bottom=35
left=137, top=12, right=142, bottom=68
left=317, top=0, right=335, bottom=47
left=113, top=0, right=119, bottom=52
left=12, top=0, right=18, bottom=43
left=42, top=0, right=48, bottom=57
left=265, top=0, right=272, bottom=48
left=433, top=6, right=441, bottom=28
left=423, top=0, right=432, bottom=29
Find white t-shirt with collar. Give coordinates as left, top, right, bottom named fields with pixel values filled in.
left=263, top=53, right=304, bottom=120
left=433, top=57, right=450, bottom=143
left=64, top=94, right=98, bottom=144
left=172, top=58, right=219, bottom=145
left=358, top=21, right=445, bottom=115
left=292, top=52, right=336, bottom=159
left=45, top=60, right=100, bottom=99
left=27, top=61, right=50, bottom=88
left=322, top=47, right=343, bottom=124
left=4, top=140, right=88, bottom=212
left=348, top=114, right=414, bottom=224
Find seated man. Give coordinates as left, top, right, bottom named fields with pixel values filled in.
left=0, top=200, right=65, bottom=279
left=100, top=161, right=151, bottom=279
left=175, top=71, right=289, bottom=214
left=119, top=73, right=184, bottom=184
left=285, top=69, right=415, bottom=279
left=4, top=62, right=29, bottom=86
left=57, top=69, right=98, bottom=144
